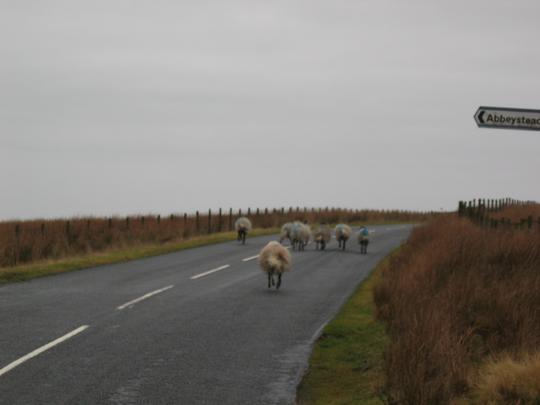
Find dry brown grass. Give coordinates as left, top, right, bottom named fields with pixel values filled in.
left=471, top=353, right=540, bottom=404
left=374, top=208, right=540, bottom=404
left=0, top=207, right=435, bottom=268
left=490, top=204, right=540, bottom=224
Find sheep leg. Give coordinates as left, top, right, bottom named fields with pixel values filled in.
left=276, top=273, right=282, bottom=290
left=321, top=240, right=326, bottom=250
left=242, top=232, right=246, bottom=245
left=268, top=273, right=271, bottom=288
left=342, top=240, right=346, bottom=250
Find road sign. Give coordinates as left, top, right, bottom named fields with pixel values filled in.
left=474, top=106, right=540, bottom=131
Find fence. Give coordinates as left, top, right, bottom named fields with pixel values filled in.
left=0, top=206, right=435, bottom=268
left=457, top=198, right=540, bottom=230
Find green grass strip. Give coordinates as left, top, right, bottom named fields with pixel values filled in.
left=297, top=251, right=395, bottom=405
left=0, top=228, right=279, bottom=284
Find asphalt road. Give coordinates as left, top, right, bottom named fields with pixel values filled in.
left=0, top=224, right=413, bottom=405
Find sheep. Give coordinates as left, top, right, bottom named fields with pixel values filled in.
left=290, top=221, right=311, bottom=251
left=279, top=222, right=293, bottom=245
left=357, top=226, right=370, bottom=254
left=234, top=217, right=252, bottom=245
left=334, top=224, right=352, bottom=250
left=259, top=241, right=292, bottom=289
left=314, top=225, right=331, bottom=250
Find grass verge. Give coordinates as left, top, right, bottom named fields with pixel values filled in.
left=0, top=228, right=279, bottom=285
left=296, top=250, right=396, bottom=405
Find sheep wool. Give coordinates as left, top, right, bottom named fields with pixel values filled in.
left=280, top=222, right=293, bottom=243
left=335, top=224, right=352, bottom=250
left=259, top=241, right=292, bottom=274
left=234, top=217, right=252, bottom=232
left=314, top=225, right=331, bottom=250
left=290, top=221, right=311, bottom=250
left=235, top=217, right=252, bottom=244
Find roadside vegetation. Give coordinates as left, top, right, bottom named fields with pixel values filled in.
left=297, top=251, right=396, bottom=405
left=374, top=205, right=540, bottom=404
left=0, top=228, right=279, bottom=284
left=0, top=207, right=436, bottom=276
left=299, top=202, right=540, bottom=405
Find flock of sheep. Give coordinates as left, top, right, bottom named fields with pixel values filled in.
left=234, top=217, right=371, bottom=290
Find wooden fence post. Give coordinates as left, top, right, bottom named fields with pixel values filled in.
left=229, top=208, right=233, bottom=231
left=14, top=224, right=21, bottom=266
left=208, top=209, right=212, bottom=233
left=218, top=208, right=222, bottom=232
left=196, top=211, right=200, bottom=233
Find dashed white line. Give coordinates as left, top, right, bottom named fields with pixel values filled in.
left=0, top=325, right=89, bottom=377
left=190, top=265, right=230, bottom=280
left=242, top=255, right=259, bottom=262
left=117, top=285, right=174, bottom=310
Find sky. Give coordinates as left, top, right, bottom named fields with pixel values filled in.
left=1, top=0, right=539, bottom=220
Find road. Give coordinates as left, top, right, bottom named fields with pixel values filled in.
left=0, top=225, right=413, bottom=405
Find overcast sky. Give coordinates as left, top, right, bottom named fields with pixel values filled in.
left=1, top=1, right=539, bottom=220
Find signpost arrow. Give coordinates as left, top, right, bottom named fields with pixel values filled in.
left=474, top=106, right=540, bottom=131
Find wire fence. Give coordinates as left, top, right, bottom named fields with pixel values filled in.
left=0, top=206, right=436, bottom=268
left=457, top=198, right=540, bottom=230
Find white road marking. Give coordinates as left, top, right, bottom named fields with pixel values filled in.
left=190, top=265, right=230, bottom=280
left=242, top=255, right=259, bottom=262
left=0, top=325, right=89, bottom=377
left=117, top=285, right=174, bottom=310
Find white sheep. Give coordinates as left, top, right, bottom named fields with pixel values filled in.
left=279, top=222, right=293, bottom=245
left=290, top=221, right=311, bottom=251
left=334, top=224, right=352, bottom=250
left=234, top=217, right=252, bottom=245
left=314, top=225, right=331, bottom=250
left=357, top=226, right=370, bottom=254
left=259, top=241, right=292, bottom=289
